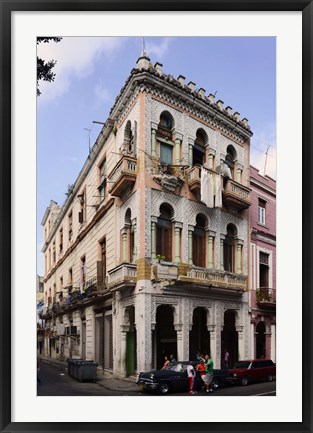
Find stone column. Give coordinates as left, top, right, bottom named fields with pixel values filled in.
left=236, top=168, right=242, bottom=183
left=220, top=235, right=225, bottom=271
left=236, top=240, right=243, bottom=274
left=270, top=323, right=276, bottom=362
left=175, top=324, right=183, bottom=362
left=151, top=217, right=157, bottom=260
left=174, top=136, right=181, bottom=165
left=120, top=325, right=128, bottom=377
left=122, top=228, right=128, bottom=262
left=236, top=325, right=245, bottom=361
left=151, top=124, right=157, bottom=158
left=188, top=138, right=193, bottom=166
left=188, top=225, right=194, bottom=265
left=250, top=321, right=255, bottom=359
left=132, top=218, right=137, bottom=262
left=207, top=230, right=215, bottom=269
left=207, top=148, right=216, bottom=170
left=208, top=324, right=221, bottom=368
left=174, top=222, right=182, bottom=263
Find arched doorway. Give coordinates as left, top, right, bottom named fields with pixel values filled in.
left=189, top=307, right=210, bottom=360
left=156, top=305, right=177, bottom=369
left=126, top=305, right=137, bottom=376
left=256, top=321, right=266, bottom=359
left=221, top=310, right=238, bottom=368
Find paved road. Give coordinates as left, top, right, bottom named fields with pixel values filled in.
left=37, top=362, right=276, bottom=397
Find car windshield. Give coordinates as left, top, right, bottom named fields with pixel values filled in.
left=233, top=361, right=251, bottom=369
left=169, top=363, right=184, bottom=372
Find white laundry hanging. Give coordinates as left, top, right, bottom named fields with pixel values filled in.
left=201, top=167, right=222, bottom=208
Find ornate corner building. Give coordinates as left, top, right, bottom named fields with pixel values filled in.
left=40, top=53, right=255, bottom=376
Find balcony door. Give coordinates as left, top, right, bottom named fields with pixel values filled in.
left=156, top=218, right=172, bottom=262
left=192, top=227, right=205, bottom=268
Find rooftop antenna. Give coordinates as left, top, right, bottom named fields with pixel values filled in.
left=264, top=144, right=270, bottom=176
left=142, top=36, right=147, bottom=57
left=84, top=128, right=91, bottom=152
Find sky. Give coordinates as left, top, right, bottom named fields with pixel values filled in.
left=37, top=36, right=276, bottom=275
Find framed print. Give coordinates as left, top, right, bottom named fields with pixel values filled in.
left=1, top=1, right=312, bottom=432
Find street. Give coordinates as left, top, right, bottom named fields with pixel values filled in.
left=37, top=361, right=276, bottom=397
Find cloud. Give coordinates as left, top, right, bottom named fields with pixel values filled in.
left=146, top=38, right=171, bottom=59
left=94, top=79, right=111, bottom=103
left=37, top=37, right=124, bottom=103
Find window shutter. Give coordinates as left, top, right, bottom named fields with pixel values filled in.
left=78, top=210, right=83, bottom=224
left=97, top=261, right=103, bottom=283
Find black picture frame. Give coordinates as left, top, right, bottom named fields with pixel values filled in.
left=1, top=1, right=312, bottom=432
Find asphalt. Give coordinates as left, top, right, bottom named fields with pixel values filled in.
left=40, top=355, right=139, bottom=392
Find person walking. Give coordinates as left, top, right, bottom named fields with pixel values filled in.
left=161, top=355, right=170, bottom=370
left=203, top=354, right=214, bottom=393
left=187, top=363, right=196, bottom=395
left=169, top=354, right=177, bottom=365
left=223, top=350, right=230, bottom=369
left=196, top=358, right=206, bottom=391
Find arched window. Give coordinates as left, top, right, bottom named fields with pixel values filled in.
left=193, top=214, right=207, bottom=267
left=224, top=145, right=237, bottom=179
left=122, top=120, right=133, bottom=154
left=158, top=112, right=174, bottom=164
left=224, top=224, right=237, bottom=272
left=193, top=129, right=207, bottom=166
left=156, top=203, right=174, bottom=261
left=159, top=112, right=173, bottom=130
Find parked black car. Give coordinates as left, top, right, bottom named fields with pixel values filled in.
left=136, top=361, right=229, bottom=394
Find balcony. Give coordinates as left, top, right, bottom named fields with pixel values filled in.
left=256, top=287, right=276, bottom=309
left=178, top=266, right=248, bottom=293
left=108, top=263, right=137, bottom=290
left=222, top=178, right=251, bottom=211
left=108, top=156, right=137, bottom=197
left=187, top=165, right=201, bottom=194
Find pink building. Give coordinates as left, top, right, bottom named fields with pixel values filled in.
left=249, top=165, right=276, bottom=361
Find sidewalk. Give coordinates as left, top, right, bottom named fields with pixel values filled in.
left=40, top=355, right=138, bottom=392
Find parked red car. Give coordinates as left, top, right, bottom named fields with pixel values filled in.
left=227, top=359, right=276, bottom=386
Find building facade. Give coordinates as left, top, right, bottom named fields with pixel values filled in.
left=249, top=166, right=276, bottom=361
left=41, top=54, right=254, bottom=376
left=36, top=275, right=44, bottom=354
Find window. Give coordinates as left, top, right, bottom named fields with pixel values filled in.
left=259, top=252, right=269, bottom=287
left=224, top=225, right=236, bottom=272
left=59, top=227, right=63, bottom=253
left=193, top=129, right=207, bottom=166
left=81, top=256, right=86, bottom=289
left=97, top=239, right=106, bottom=288
left=98, top=159, right=107, bottom=202
left=78, top=190, right=86, bottom=223
left=39, top=281, right=44, bottom=293
left=68, top=212, right=73, bottom=240
left=156, top=204, right=173, bottom=262
left=258, top=198, right=266, bottom=225
left=160, top=143, right=173, bottom=164
left=159, top=113, right=172, bottom=129
left=192, top=214, right=206, bottom=267
left=52, top=240, right=56, bottom=264
left=69, top=268, right=73, bottom=286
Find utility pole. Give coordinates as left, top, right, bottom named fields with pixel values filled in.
left=264, top=144, right=270, bottom=176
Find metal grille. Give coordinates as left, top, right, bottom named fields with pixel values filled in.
left=104, top=313, right=113, bottom=370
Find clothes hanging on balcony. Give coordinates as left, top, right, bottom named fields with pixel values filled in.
left=214, top=174, right=222, bottom=208
left=201, top=168, right=222, bottom=208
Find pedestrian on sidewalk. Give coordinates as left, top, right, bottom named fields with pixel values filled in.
left=223, top=350, right=230, bottom=369
left=187, top=363, right=196, bottom=395
left=161, top=355, right=170, bottom=370
left=203, top=354, right=214, bottom=393
left=169, top=354, right=177, bottom=365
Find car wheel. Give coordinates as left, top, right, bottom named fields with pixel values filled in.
left=212, top=378, right=220, bottom=390
left=241, top=376, right=249, bottom=386
left=267, top=374, right=273, bottom=382
left=159, top=382, right=170, bottom=395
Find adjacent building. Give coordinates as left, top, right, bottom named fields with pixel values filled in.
left=249, top=166, right=276, bottom=361
left=41, top=53, right=254, bottom=376
left=36, top=274, right=44, bottom=354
